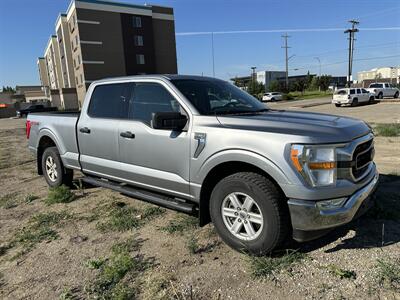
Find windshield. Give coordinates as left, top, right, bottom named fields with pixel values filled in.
left=171, top=79, right=266, bottom=115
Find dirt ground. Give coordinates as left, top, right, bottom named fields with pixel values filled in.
left=0, top=102, right=399, bottom=300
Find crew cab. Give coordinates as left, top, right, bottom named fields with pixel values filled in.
left=26, top=75, right=379, bottom=254
left=17, top=104, right=57, bottom=118
left=332, top=88, right=375, bottom=107
left=366, top=82, right=399, bottom=99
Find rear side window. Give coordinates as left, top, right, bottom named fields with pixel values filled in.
left=356, top=89, right=361, bottom=94
left=88, top=83, right=132, bottom=119
left=131, top=82, right=180, bottom=125
left=369, top=83, right=383, bottom=88
left=350, top=89, right=355, bottom=95
left=335, top=89, right=347, bottom=95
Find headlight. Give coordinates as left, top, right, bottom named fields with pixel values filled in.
left=290, top=144, right=337, bottom=187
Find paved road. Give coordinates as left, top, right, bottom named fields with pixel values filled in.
left=267, top=97, right=400, bottom=123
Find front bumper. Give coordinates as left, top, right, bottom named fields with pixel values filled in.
left=288, top=168, right=379, bottom=239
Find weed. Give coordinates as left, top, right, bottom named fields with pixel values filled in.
left=142, top=206, right=165, bottom=219
left=186, top=235, right=200, bottom=254
left=59, top=287, right=75, bottom=300
left=45, top=185, right=75, bottom=205
left=87, top=238, right=154, bottom=299
left=248, top=249, right=307, bottom=279
left=376, top=258, right=400, bottom=290
left=111, top=238, right=141, bottom=254
left=374, top=123, right=400, bottom=137
left=0, top=244, right=12, bottom=257
left=0, top=272, right=4, bottom=288
left=13, top=211, right=72, bottom=256
left=73, top=179, right=86, bottom=197
left=0, top=193, right=18, bottom=209
left=24, top=194, right=39, bottom=203
left=86, top=258, right=106, bottom=270
left=141, top=273, right=174, bottom=300
left=326, top=264, right=356, bottom=279
left=97, top=203, right=140, bottom=232
left=97, top=202, right=165, bottom=232
left=159, top=214, right=198, bottom=234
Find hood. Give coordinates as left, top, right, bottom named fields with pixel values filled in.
left=216, top=109, right=371, bottom=143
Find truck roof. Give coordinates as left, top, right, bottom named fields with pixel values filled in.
left=91, top=74, right=219, bottom=85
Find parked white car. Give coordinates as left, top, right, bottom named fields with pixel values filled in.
left=332, top=88, right=375, bottom=107
left=366, top=83, right=399, bottom=99
left=262, top=92, right=283, bottom=102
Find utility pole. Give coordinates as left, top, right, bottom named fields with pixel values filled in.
left=251, top=66, right=257, bottom=93
left=282, top=34, right=290, bottom=91
left=344, top=20, right=359, bottom=87
left=211, top=32, right=215, bottom=77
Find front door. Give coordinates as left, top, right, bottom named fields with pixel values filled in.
left=77, top=82, right=133, bottom=178
left=118, top=81, right=191, bottom=198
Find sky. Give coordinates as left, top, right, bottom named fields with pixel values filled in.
left=0, top=0, right=399, bottom=87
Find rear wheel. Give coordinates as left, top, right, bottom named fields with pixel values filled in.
left=335, top=104, right=341, bottom=107
left=351, top=98, right=358, bottom=107
left=41, top=146, right=73, bottom=187
left=209, top=172, right=290, bottom=255
left=271, top=98, right=275, bottom=101
left=378, top=93, right=383, bottom=99
left=394, top=91, right=399, bottom=98
left=369, top=96, right=374, bottom=104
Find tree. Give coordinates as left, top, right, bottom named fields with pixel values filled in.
left=1, top=86, right=15, bottom=93
left=293, top=78, right=307, bottom=94
left=319, top=75, right=332, bottom=92
left=305, top=71, right=313, bottom=90
left=247, top=80, right=264, bottom=98
left=268, top=80, right=282, bottom=92
left=310, top=76, right=319, bottom=90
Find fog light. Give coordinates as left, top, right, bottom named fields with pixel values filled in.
left=316, top=197, right=347, bottom=211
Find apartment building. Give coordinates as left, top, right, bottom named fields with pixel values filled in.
left=358, top=67, right=400, bottom=84
left=38, top=0, right=178, bottom=106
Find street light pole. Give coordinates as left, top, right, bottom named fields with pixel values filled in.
left=314, top=57, right=321, bottom=77
left=344, top=20, right=359, bottom=87
left=211, top=32, right=215, bottom=77
left=281, top=34, right=291, bottom=91
left=251, top=66, right=257, bottom=93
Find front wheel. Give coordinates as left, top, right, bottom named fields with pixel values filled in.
left=42, top=146, right=73, bottom=187
left=209, top=172, right=290, bottom=255
left=335, top=103, right=341, bottom=107
left=394, top=91, right=399, bottom=98
left=378, top=93, right=383, bottom=99
left=351, top=98, right=358, bottom=107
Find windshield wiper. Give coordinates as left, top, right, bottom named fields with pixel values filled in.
left=213, top=109, right=269, bottom=116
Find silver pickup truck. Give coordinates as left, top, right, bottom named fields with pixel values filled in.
left=27, top=75, right=379, bottom=254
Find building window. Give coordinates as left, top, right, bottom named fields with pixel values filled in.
left=73, top=15, right=76, bottom=24
left=136, top=54, right=145, bottom=65
left=76, top=77, right=78, bottom=85
left=75, top=35, right=79, bottom=46
left=78, top=55, right=81, bottom=65
left=134, top=35, right=143, bottom=46
left=133, top=16, right=142, bottom=28
left=80, top=74, right=83, bottom=84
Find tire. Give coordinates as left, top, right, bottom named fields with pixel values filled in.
left=369, top=96, right=374, bottom=104
left=41, top=146, right=73, bottom=187
left=271, top=98, right=275, bottom=101
left=335, top=104, right=341, bottom=107
left=351, top=98, right=358, bottom=107
left=378, top=93, right=383, bottom=99
left=209, top=172, right=290, bottom=255
left=394, top=92, right=399, bottom=99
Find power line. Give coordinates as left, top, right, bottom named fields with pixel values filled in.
left=176, top=27, right=400, bottom=36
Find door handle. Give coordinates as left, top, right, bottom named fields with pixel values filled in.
left=120, top=131, right=135, bottom=139
left=79, top=127, right=91, bottom=134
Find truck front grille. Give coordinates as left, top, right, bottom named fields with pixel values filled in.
left=351, top=139, right=374, bottom=179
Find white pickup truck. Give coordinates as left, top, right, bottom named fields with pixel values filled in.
left=366, top=82, right=399, bottom=99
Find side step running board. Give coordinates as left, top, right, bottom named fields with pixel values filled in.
left=81, top=176, right=197, bottom=215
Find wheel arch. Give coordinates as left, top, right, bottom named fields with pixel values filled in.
left=198, top=160, right=288, bottom=227
left=36, top=134, right=58, bottom=175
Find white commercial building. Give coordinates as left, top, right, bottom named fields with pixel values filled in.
left=357, top=67, right=400, bottom=84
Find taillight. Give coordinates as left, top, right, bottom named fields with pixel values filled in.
left=26, top=120, right=31, bottom=139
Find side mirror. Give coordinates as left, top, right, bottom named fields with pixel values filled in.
left=152, top=112, right=188, bottom=131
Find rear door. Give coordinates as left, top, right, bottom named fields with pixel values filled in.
left=77, top=82, right=133, bottom=178
left=117, top=80, right=191, bottom=198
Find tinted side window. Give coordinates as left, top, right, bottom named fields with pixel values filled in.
left=350, top=89, right=355, bottom=95
left=362, top=89, right=368, bottom=93
left=356, top=89, right=361, bottom=94
left=88, top=83, right=132, bottom=119
left=131, top=82, right=180, bottom=125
